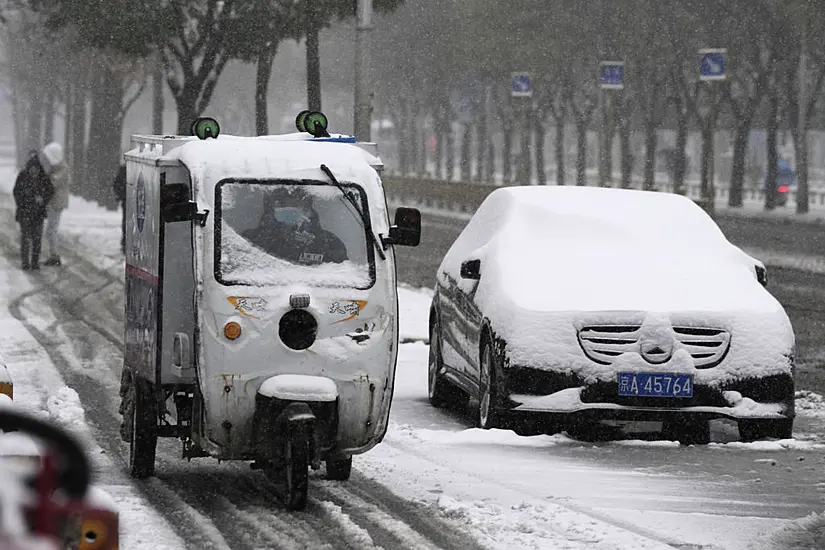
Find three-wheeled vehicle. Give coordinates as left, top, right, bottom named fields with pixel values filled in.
left=118, top=112, right=421, bottom=510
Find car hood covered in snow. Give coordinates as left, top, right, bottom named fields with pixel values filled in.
left=438, top=186, right=794, bottom=383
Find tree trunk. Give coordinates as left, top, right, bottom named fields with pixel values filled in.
left=476, top=99, right=488, bottom=182
left=445, top=121, right=455, bottom=181
left=619, top=117, right=632, bottom=189
left=305, top=0, right=321, bottom=112
left=575, top=117, right=587, bottom=186
left=86, top=63, right=123, bottom=206
left=153, top=59, right=164, bottom=134
left=175, top=94, right=200, bottom=135
left=26, top=88, right=44, bottom=155
left=599, top=95, right=611, bottom=186
left=535, top=114, right=546, bottom=185
left=728, top=122, right=750, bottom=207
left=765, top=93, right=780, bottom=210
left=674, top=108, right=688, bottom=194
left=555, top=123, right=565, bottom=185
left=518, top=111, right=532, bottom=184
left=700, top=127, right=714, bottom=206
left=69, top=69, right=87, bottom=198
left=502, top=120, right=513, bottom=185
left=255, top=50, right=276, bottom=136
left=794, top=127, right=809, bottom=212
left=643, top=116, right=656, bottom=190
left=43, top=89, right=55, bottom=144
left=460, top=124, right=472, bottom=181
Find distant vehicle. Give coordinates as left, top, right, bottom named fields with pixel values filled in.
left=428, top=186, right=795, bottom=444
left=765, top=158, right=796, bottom=206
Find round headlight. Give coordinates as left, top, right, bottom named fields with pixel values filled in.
left=279, top=310, right=317, bottom=350
left=224, top=321, right=242, bottom=340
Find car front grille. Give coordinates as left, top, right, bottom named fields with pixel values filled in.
left=578, top=324, right=730, bottom=369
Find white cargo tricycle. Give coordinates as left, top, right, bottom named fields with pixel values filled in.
left=118, top=113, right=421, bottom=509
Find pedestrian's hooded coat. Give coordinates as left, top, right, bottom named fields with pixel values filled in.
left=13, top=155, right=55, bottom=225
left=42, top=142, right=69, bottom=211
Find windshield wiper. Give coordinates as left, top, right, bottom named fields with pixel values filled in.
left=320, top=164, right=386, bottom=260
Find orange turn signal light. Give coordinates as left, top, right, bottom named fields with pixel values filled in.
left=224, top=321, right=242, bottom=340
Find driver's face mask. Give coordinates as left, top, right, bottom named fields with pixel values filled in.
left=272, top=206, right=310, bottom=227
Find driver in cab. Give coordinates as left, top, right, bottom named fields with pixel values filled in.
left=243, top=188, right=348, bottom=266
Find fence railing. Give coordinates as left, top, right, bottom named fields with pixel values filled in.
left=382, top=175, right=825, bottom=212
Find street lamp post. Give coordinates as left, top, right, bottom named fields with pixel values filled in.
left=354, top=0, right=373, bottom=142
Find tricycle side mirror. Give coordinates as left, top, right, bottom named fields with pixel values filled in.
left=460, top=259, right=481, bottom=280
left=383, top=207, right=421, bottom=248
left=162, top=201, right=197, bottom=223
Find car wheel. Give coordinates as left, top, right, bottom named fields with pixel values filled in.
left=478, top=340, right=504, bottom=430
left=661, top=417, right=710, bottom=445
left=428, top=319, right=469, bottom=410
left=738, top=419, right=793, bottom=442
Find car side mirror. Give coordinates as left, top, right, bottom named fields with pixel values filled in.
left=384, top=207, right=421, bottom=247
left=755, top=264, right=768, bottom=287
left=460, top=259, right=481, bottom=280
left=162, top=201, right=197, bottom=223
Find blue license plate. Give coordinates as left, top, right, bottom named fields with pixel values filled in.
left=618, top=372, right=693, bottom=398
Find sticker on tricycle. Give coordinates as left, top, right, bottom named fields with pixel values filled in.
left=330, top=300, right=367, bottom=323
left=618, top=372, right=693, bottom=398
left=227, top=296, right=268, bottom=318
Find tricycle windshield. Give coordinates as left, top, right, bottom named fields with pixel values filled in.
left=215, top=180, right=375, bottom=288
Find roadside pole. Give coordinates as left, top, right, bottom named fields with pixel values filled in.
left=599, top=61, right=624, bottom=188
left=354, top=0, right=373, bottom=142
left=698, top=48, right=727, bottom=213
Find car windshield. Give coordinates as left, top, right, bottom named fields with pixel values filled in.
left=215, top=180, right=374, bottom=288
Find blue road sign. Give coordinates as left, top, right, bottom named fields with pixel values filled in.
left=511, top=73, right=533, bottom=98
left=700, top=49, right=726, bottom=81
left=600, top=62, right=625, bottom=89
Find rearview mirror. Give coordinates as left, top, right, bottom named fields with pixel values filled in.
left=162, top=201, right=197, bottom=223
left=460, top=259, right=481, bottom=280
left=384, top=207, right=421, bottom=247
left=755, top=264, right=768, bottom=287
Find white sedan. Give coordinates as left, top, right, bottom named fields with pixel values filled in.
left=428, top=186, right=795, bottom=444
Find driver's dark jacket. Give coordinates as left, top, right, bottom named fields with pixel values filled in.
left=243, top=221, right=348, bottom=265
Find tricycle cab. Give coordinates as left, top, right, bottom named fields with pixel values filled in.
left=120, top=119, right=420, bottom=508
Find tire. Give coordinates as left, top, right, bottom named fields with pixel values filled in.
left=428, top=320, right=469, bottom=410
left=478, top=340, right=504, bottom=430
left=119, top=368, right=133, bottom=443
left=661, top=417, right=710, bottom=445
left=129, top=376, right=158, bottom=479
left=738, top=419, right=793, bottom=442
left=326, top=457, right=353, bottom=481
left=283, top=438, right=309, bottom=511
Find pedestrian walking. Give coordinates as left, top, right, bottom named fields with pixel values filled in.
left=13, top=148, right=55, bottom=270
left=41, top=142, right=67, bottom=266
left=112, top=163, right=126, bottom=254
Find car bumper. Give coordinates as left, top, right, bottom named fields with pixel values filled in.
left=503, top=367, right=794, bottom=421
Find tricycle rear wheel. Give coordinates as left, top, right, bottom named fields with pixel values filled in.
left=326, top=457, right=352, bottom=481
left=129, top=375, right=158, bottom=479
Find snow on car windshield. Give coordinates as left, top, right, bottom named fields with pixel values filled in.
left=216, top=181, right=373, bottom=288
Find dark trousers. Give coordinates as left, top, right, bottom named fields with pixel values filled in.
left=20, top=219, right=44, bottom=268
left=120, top=199, right=126, bottom=253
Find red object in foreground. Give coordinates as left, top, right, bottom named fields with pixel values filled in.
left=778, top=185, right=789, bottom=193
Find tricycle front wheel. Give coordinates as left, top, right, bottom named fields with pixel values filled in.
left=282, top=438, right=309, bottom=511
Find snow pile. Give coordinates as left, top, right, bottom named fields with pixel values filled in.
left=393, top=425, right=577, bottom=448
left=794, top=390, right=825, bottom=418
left=708, top=439, right=825, bottom=451
left=316, top=501, right=377, bottom=548
left=751, top=511, right=825, bottom=550
left=45, top=386, right=86, bottom=432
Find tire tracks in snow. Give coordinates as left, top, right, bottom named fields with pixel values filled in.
left=0, top=215, right=483, bottom=549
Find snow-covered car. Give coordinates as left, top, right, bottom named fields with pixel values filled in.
left=428, top=186, right=795, bottom=444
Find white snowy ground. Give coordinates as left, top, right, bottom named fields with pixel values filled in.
left=1, top=166, right=825, bottom=548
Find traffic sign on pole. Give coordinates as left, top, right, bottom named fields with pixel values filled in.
left=511, top=72, right=533, bottom=98
left=599, top=61, right=625, bottom=90
left=699, top=48, right=727, bottom=81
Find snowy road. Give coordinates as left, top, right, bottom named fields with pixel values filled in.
left=1, top=181, right=824, bottom=548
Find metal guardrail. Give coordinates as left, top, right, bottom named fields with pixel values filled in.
left=382, top=175, right=825, bottom=213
